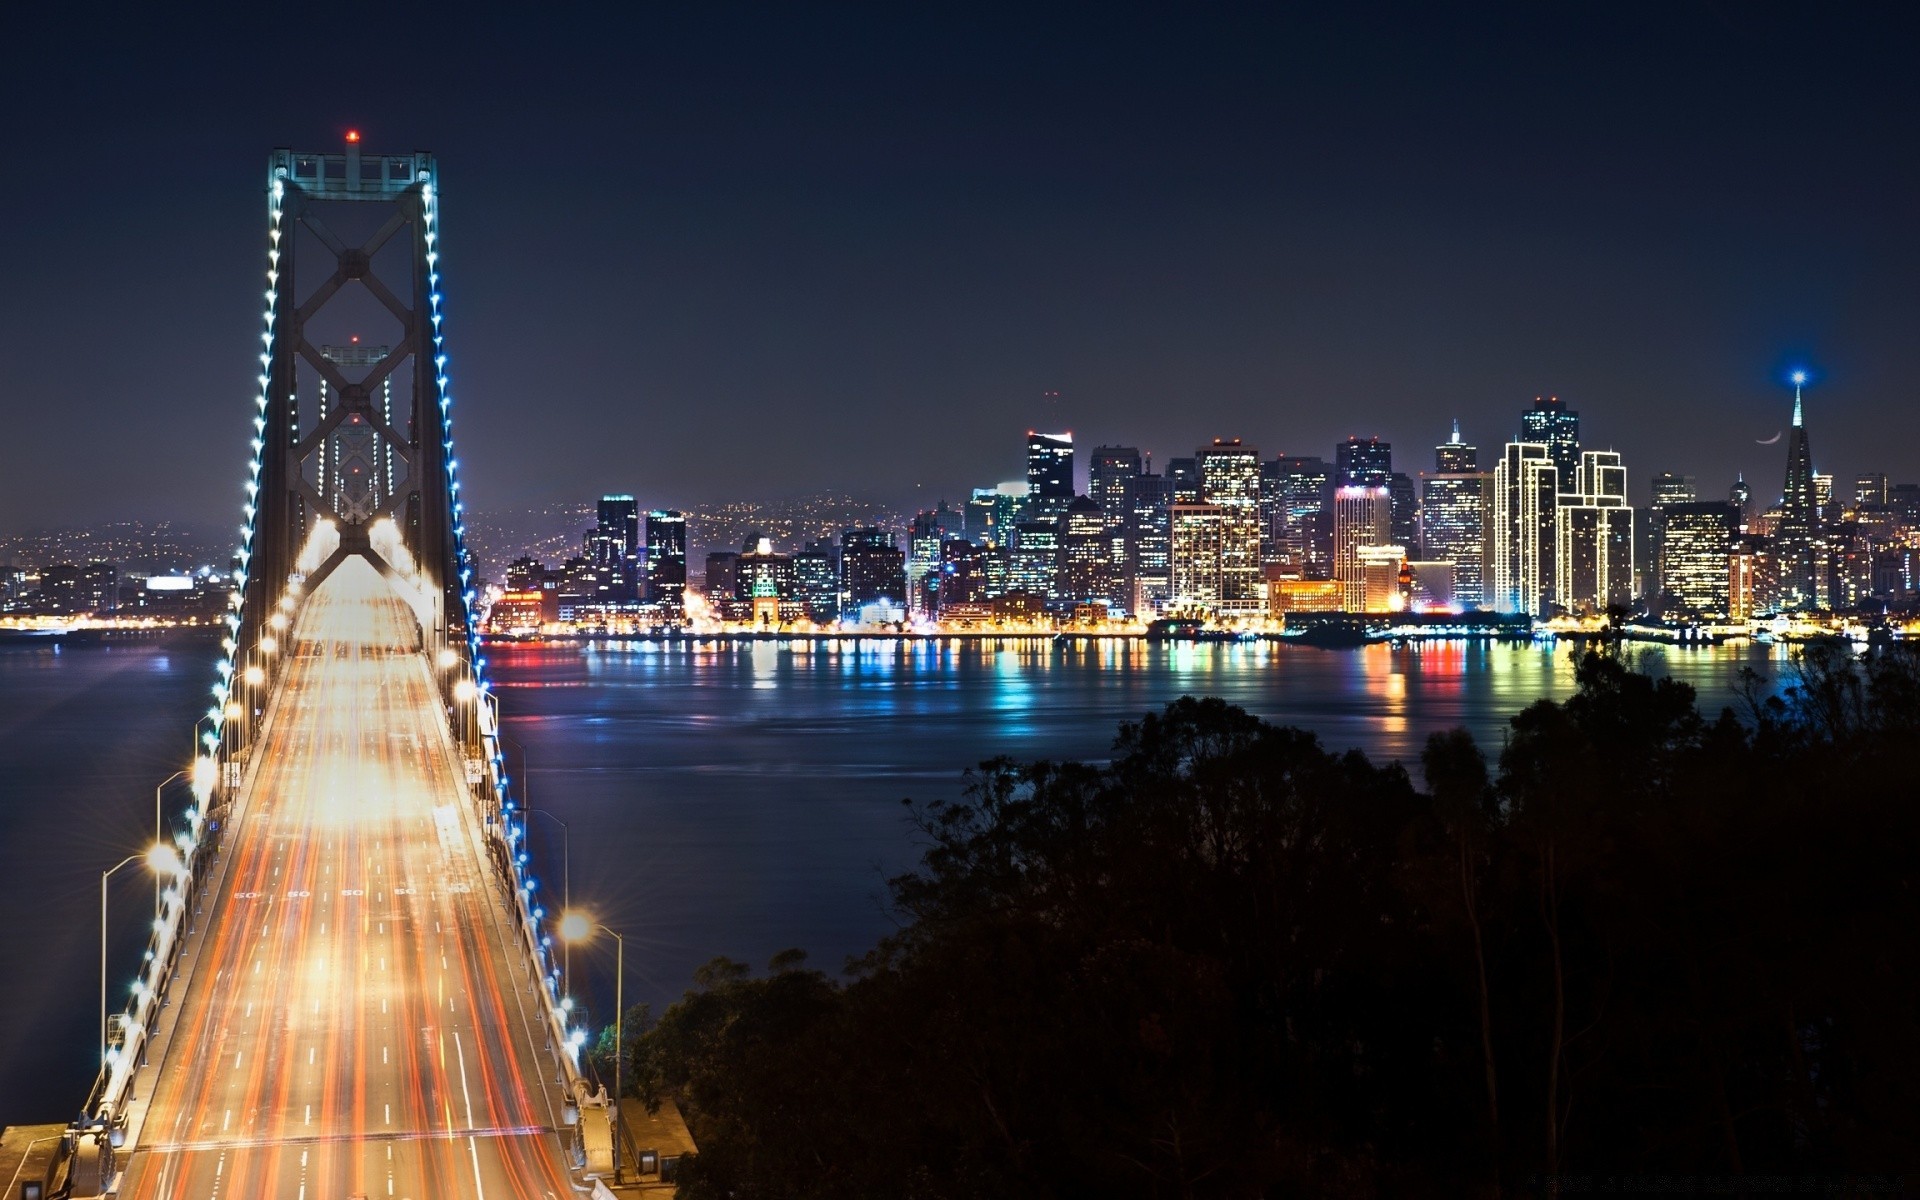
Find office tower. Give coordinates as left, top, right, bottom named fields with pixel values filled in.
left=1389, top=471, right=1418, bottom=552
left=1775, top=374, right=1820, bottom=610
left=794, top=543, right=839, bottom=624
left=937, top=539, right=989, bottom=612
left=1404, top=560, right=1456, bottom=612
left=1556, top=451, right=1635, bottom=613
left=1089, top=446, right=1142, bottom=594
left=1357, top=544, right=1409, bottom=614
left=908, top=507, right=956, bottom=615
left=1336, top=436, right=1392, bottom=488
left=840, top=527, right=907, bottom=615
left=1169, top=504, right=1227, bottom=613
left=1813, top=473, right=1834, bottom=521
left=703, top=552, right=742, bottom=618
left=645, top=510, right=688, bottom=615
left=1333, top=485, right=1392, bottom=612
left=1661, top=501, right=1736, bottom=619
left=1258, top=459, right=1288, bottom=566
left=588, top=495, right=641, bottom=601
left=1268, top=456, right=1334, bottom=578
left=1198, top=439, right=1263, bottom=614
left=1421, top=466, right=1490, bottom=609
left=737, top=538, right=799, bottom=626
left=1729, top=475, right=1752, bottom=530
left=1645, top=472, right=1698, bottom=601
left=1521, top=395, right=1581, bottom=481
left=1055, top=496, right=1122, bottom=610
left=1435, top=420, right=1478, bottom=473
left=1008, top=521, right=1062, bottom=603
left=1026, top=431, right=1075, bottom=522
left=1854, top=472, right=1889, bottom=509
left=80, top=562, right=118, bottom=613
left=1126, top=471, right=1173, bottom=615
left=1165, top=457, right=1202, bottom=504
left=1728, top=536, right=1764, bottom=622
left=1489, top=443, right=1558, bottom=616
left=966, top=486, right=1023, bottom=547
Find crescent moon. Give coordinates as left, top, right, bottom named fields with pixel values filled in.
left=1756, top=431, right=1782, bottom=445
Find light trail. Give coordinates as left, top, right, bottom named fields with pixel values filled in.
left=120, top=558, right=572, bottom=1198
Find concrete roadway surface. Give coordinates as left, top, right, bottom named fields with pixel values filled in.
left=118, top=558, right=574, bottom=1199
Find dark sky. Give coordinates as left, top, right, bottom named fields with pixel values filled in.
left=5, top=3, right=1919, bottom=532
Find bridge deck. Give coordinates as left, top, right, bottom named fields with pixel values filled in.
left=120, top=558, right=572, bottom=1199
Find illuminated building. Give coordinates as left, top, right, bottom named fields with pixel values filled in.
left=488, top=589, right=547, bottom=634
left=1336, top=436, right=1392, bottom=488
left=937, top=539, right=989, bottom=612
left=1267, top=456, right=1334, bottom=579
left=1435, top=420, right=1478, bottom=473
left=1421, top=433, right=1490, bottom=609
left=1520, top=395, right=1581, bottom=481
left=909, top=505, right=957, bottom=615
left=737, top=537, right=799, bottom=626
left=794, top=543, right=839, bottom=623
left=840, top=527, right=906, bottom=614
left=1169, top=503, right=1226, bottom=613
left=645, top=510, right=687, bottom=616
left=1489, top=443, right=1558, bottom=617
left=1555, top=451, right=1634, bottom=614
left=1357, top=544, right=1408, bottom=613
left=1089, top=446, right=1141, bottom=594
left=1390, top=471, right=1418, bottom=552
left=1026, top=432, right=1075, bottom=522
left=1165, top=457, right=1201, bottom=504
left=1405, top=560, right=1456, bottom=612
left=1267, top=575, right=1342, bottom=615
left=966, top=487, right=1022, bottom=547
left=1008, top=520, right=1061, bottom=603
left=1055, top=496, right=1121, bottom=611
left=703, top=551, right=742, bottom=621
left=1729, top=475, right=1752, bottom=531
left=1333, top=485, right=1391, bottom=612
left=1660, top=501, right=1735, bottom=619
left=1728, top=536, right=1765, bottom=622
left=1645, top=472, right=1698, bottom=601
left=1199, top=439, right=1263, bottom=615
left=1854, top=472, right=1889, bottom=509
left=1126, top=471, right=1173, bottom=614
left=588, top=495, right=641, bottom=601
left=1774, top=373, right=1821, bottom=611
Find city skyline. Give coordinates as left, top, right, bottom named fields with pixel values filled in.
left=7, top=6, right=1920, bottom=532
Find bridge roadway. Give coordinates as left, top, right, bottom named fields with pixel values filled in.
left=119, top=559, right=573, bottom=1198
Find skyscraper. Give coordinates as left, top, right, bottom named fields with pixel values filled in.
left=1389, top=471, right=1418, bottom=553
left=590, top=495, right=641, bottom=601
left=1435, top=420, right=1478, bottom=473
left=1088, top=446, right=1142, bottom=598
left=1008, top=521, right=1062, bottom=603
left=1165, top=457, right=1201, bottom=504
left=1268, top=456, right=1334, bottom=578
left=1774, top=372, right=1820, bottom=610
left=1729, top=475, right=1752, bottom=530
left=1556, top=451, right=1634, bottom=613
left=1421, top=465, right=1490, bottom=610
left=1025, top=431, right=1075, bottom=522
left=1333, top=485, right=1392, bottom=612
left=840, top=527, right=907, bottom=618
left=1645, top=472, right=1698, bottom=602
left=1169, top=503, right=1226, bottom=613
left=1521, top=395, right=1581, bottom=481
left=1198, top=439, right=1262, bottom=614
left=1125, top=471, right=1173, bottom=615
left=1661, top=501, right=1736, bottom=619
left=644, top=509, right=687, bottom=615
left=1489, top=442, right=1558, bottom=616
left=1055, top=496, right=1121, bottom=611
left=1336, top=436, right=1392, bottom=488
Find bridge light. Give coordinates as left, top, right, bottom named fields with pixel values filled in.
left=146, top=843, right=187, bottom=879
left=558, top=912, right=594, bottom=944
left=452, top=678, right=477, bottom=703
left=437, top=648, right=458, bottom=670
left=258, top=636, right=277, bottom=655
left=244, top=666, right=265, bottom=686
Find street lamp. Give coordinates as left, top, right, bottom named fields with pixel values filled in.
left=153, top=770, right=188, bottom=918
left=523, top=806, right=570, bottom=987
left=560, top=912, right=625, bottom=1182
left=100, top=845, right=186, bottom=1067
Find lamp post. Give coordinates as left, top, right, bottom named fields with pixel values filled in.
left=100, top=846, right=185, bottom=1068
left=524, top=807, right=570, bottom=986
left=560, top=912, right=625, bottom=1182
left=153, top=770, right=187, bottom=918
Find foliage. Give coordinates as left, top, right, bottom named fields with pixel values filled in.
left=630, top=647, right=1920, bottom=1198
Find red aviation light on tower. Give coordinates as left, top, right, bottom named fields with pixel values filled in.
left=345, top=129, right=361, bottom=144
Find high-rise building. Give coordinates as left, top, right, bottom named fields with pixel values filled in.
left=1198, top=439, right=1262, bottom=614
left=793, top=543, right=840, bottom=624
left=1555, top=451, right=1634, bottom=614
left=737, top=538, right=800, bottom=626
left=1489, top=443, right=1558, bottom=616
left=1521, top=396, right=1581, bottom=481
left=1421, top=465, right=1490, bottom=610
left=1774, top=373, right=1821, bottom=611
left=1165, top=457, right=1202, bottom=504
left=909, top=505, right=957, bottom=615
left=1025, top=432, right=1075, bottom=522
left=1268, top=456, right=1334, bottom=579
left=1854, top=472, right=1889, bottom=509
left=1089, top=446, right=1142, bottom=597
left=1435, top=420, right=1478, bottom=473
left=589, top=495, right=641, bottom=601
left=1008, top=521, right=1061, bottom=602
left=1333, top=485, right=1392, bottom=612
left=1336, top=437, right=1392, bottom=488
left=1168, top=504, right=1226, bottom=613
left=1389, top=471, right=1418, bottom=552
left=1357, top=544, right=1408, bottom=614
left=1126, top=472, right=1173, bottom=615
left=937, top=538, right=989, bottom=612
left=645, top=510, right=688, bottom=615
left=1055, top=496, right=1122, bottom=611
left=1729, top=475, right=1752, bottom=530
left=840, top=527, right=907, bottom=615
left=1661, top=501, right=1736, bottom=619
left=1645, top=472, right=1698, bottom=602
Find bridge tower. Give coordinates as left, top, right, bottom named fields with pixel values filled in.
left=231, top=134, right=480, bottom=747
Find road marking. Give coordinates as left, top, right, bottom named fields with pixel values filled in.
left=234, top=1050, right=243, bottom=1070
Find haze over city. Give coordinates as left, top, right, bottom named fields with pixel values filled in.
left=7, top=3, right=1920, bottom=534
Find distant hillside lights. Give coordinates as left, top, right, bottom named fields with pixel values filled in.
left=480, top=379, right=1920, bottom=637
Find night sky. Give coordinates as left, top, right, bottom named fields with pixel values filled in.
left=6, top=3, right=1920, bottom=533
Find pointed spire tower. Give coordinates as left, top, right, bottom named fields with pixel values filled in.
left=1776, top=370, right=1820, bottom=609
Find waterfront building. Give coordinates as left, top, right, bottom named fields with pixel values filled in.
left=1126, top=471, right=1173, bottom=615
left=1008, top=520, right=1061, bottom=603
left=1055, top=496, right=1122, bottom=612
left=1333, top=484, right=1392, bottom=612
left=1267, top=456, right=1334, bottom=579
left=703, top=551, right=742, bottom=621
left=1521, top=395, right=1581, bottom=481
left=1774, top=375, right=1821, bottom=610
left=1421, top=448, right=1490, bottom=609
left=1168, top=503, right=1227, bottom=613
left=794, top=543, right=839, bottom=624
left=1336, top=436, right=1392, bottom=488
left=1555, top=451, right=1634, bottom=614
left=737, top=537, right=800, bottom=626
left=1661, top=501, right=1736, bottom=619
left=937, top=539, right=990, bottom=612
left=1645, top=472, right=1698, bottom=602
left=1405, top=560, right=1456, bottom=612
left=909, top=505, right=957, bottom=616
left=1389, top=471, right=1418, bottom=552
left=1488, top=442, right=1558, bottom=617
left=1199, top=439, right=1263, bottom=615
left=588, top=495, right=641, bottom=601
left=1267, top=575, right=1342, bottom=615
left=1026, top=431, right=1075, bottom=522
left=645, top=510, right=687, bottom=616
left=1728, top=535, right=1766, bottom=622
left=840, top=527, right=907, bottom=615
left=1357, top=543, right=1408, bottom=613
left=1089, top=446, right=1142, bottom=594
